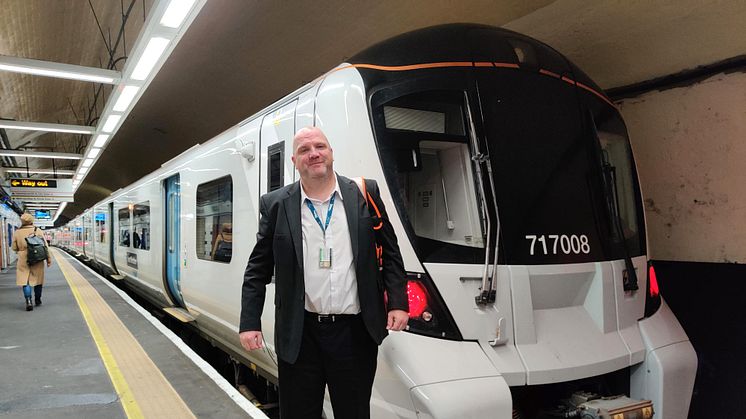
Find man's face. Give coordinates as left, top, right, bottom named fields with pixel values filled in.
left=291, top=132, right=334, bottom=181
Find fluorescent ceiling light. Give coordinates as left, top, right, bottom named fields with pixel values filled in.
left=52, top=202, right=67, bottom=223
left=78, top=167, right=89, bottom=174
left=0, top=56, right=118, bottom=84
left=113, top=86, right=140, bottom=112
left=93, top=134, right=110, bottom=148
left=102, top=115, right=122, bottom=133
left=81, top=158, right=94, bottom=167
left=0, top=150, right=82, bottom=160
left=6, top=169, right=75, bottom=175
left=87, top=148, right=102, bottom=159
left=0, top=120, right=95, bottom=135
left=160, top=0, right=196, bottom=28
left=131, top=37, right=170, bottom=80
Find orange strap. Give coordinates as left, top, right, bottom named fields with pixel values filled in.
left=360, top=177, right=383, bottom=230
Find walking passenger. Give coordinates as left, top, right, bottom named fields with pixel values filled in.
left=239, top=126, right=409, bottom=418
left=12, top=214, right=52, bottom=311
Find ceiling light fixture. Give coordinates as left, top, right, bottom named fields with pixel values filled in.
left=113, top=86, right=140, bottom=112
left=0, top=120, right=95, bottom=135
left=81, top=158, right=94, bottom=167
left=0, top=55, right=119, bottom=84
left=101, top=115, right=122, bottom=133
left=131, top=37, right=170, bottom=80
left=93, top=134, right=110, bottom=148
left=78, top=167, right=89, bottom=174
left=0, top=150, right=82, bottom=160
left=160, top=0, right=196, bottom=28
left=52, top=202, right=68, bottom=223
left=6, top=169, right=75, bottom=175
left=87, top=148, right=102, bottom=159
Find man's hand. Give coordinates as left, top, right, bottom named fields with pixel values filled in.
left=47, top=260, right=52, bottom=268
left=386, top=309, right=409, bottom=331
left=239, top=330, right=264, bottom=351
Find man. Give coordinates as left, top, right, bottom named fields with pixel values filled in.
left=239, top=126, right=409, bottom=418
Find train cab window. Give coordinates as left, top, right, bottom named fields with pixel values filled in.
left=132, top=202, right=150, bottom=250
left=374, top=89, right=486, bottom=264
left=196, top=176, right=233, bottom=263
left=267, top=142, right=284, bottom=192
left=118, top=207, right=131, bottom=247
left=95, top=212, right=107, bottom=243
left=592, top=113, right=644, bottom=257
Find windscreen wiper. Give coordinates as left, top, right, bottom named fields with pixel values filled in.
left=464, top=92, right=497, bottom=304
left=589, top=114, right=639, bottom=291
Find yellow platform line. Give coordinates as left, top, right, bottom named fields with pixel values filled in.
left=54, top=249, right=196, bottom=419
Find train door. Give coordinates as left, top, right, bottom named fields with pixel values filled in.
left=259, top=100, right=297, bottom=196
left=164, top=174, right=184, bottom=307
left=0, top=217, right=6, bottom=270
left=109, top=202, right=118, bottom=273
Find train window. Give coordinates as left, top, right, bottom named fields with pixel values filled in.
left=95, top=212, right=107, bottom=243
left=403, top=141, right=484, bottom=248
left=267, top=142, right=284, bottom=192
left=196, top=176, right=233, bottom=263
left=118, top=207, right=131, bottom=247
left=374, top=89, right=486, bottom=264
left=592, top=112, right=645, bottom=257
left=476, top=70, right=645, bottom=263
left=132, top=202, right=150, bottom=250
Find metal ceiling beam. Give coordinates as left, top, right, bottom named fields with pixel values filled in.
left=0, top=150, right=83, bottom=160
left=0, top=120, right=96, bottom=135
left=0, top=55, right=120, bottom=84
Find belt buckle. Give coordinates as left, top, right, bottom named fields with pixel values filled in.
left=317, top=314, right=335, bottom=323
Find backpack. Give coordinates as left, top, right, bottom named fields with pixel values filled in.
left=213, top=237, right=232, bottom=262
left=25, top=227, right=49, bottom=265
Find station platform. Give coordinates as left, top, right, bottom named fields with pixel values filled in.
left=0, top=248, right=266, bottom=418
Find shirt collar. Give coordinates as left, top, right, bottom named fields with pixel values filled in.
left=300, top=175, right=342, bottom=204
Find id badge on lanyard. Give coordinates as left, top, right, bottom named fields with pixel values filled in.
left=306, top=194, right=336, bottom=269
left=319, top=247, right=332, bottom=269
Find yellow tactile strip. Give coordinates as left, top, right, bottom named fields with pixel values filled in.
left=54, top=249, right=196, bottom=419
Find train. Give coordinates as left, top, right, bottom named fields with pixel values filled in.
left=51, top=24, right=697, bottom=418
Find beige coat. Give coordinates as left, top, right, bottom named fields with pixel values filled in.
left=12, top=225, right=51, bottom=286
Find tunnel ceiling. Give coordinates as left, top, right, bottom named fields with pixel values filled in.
left=0, top=0, right=744, bottom=223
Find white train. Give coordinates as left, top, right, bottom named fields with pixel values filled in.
left=52, top=25, right=697, bottom=418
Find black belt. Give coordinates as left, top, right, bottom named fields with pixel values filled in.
left=304, top=310, right=359, bottom=323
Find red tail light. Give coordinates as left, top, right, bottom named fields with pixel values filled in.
left=391, top=272, right=462, bottom=340
left=407, top=280, right=428, bottom=318
left=648, top=265, right=659, bottom=298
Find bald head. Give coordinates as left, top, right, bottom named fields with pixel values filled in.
left=291, top=126, right=334, bottom=182
left=292, top=126, right=329, bottom=153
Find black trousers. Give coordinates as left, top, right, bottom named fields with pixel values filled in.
left=278, top=312, right=378, bottom=419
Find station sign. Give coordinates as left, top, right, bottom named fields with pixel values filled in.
left=9, top=178, right=73, bottom=202
left=11, top=179, right=57, bottom=188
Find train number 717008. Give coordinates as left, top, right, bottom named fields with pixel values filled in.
left=525, top=234, right=591, bottom=255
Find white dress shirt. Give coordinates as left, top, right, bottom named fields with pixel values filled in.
left=300, top=178, right=360, bottom=314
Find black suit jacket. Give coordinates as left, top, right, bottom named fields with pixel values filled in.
left=240, top=174, right=408, bottom=364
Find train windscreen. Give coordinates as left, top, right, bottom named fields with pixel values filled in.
left=372, top=72, right=645, bottom=265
